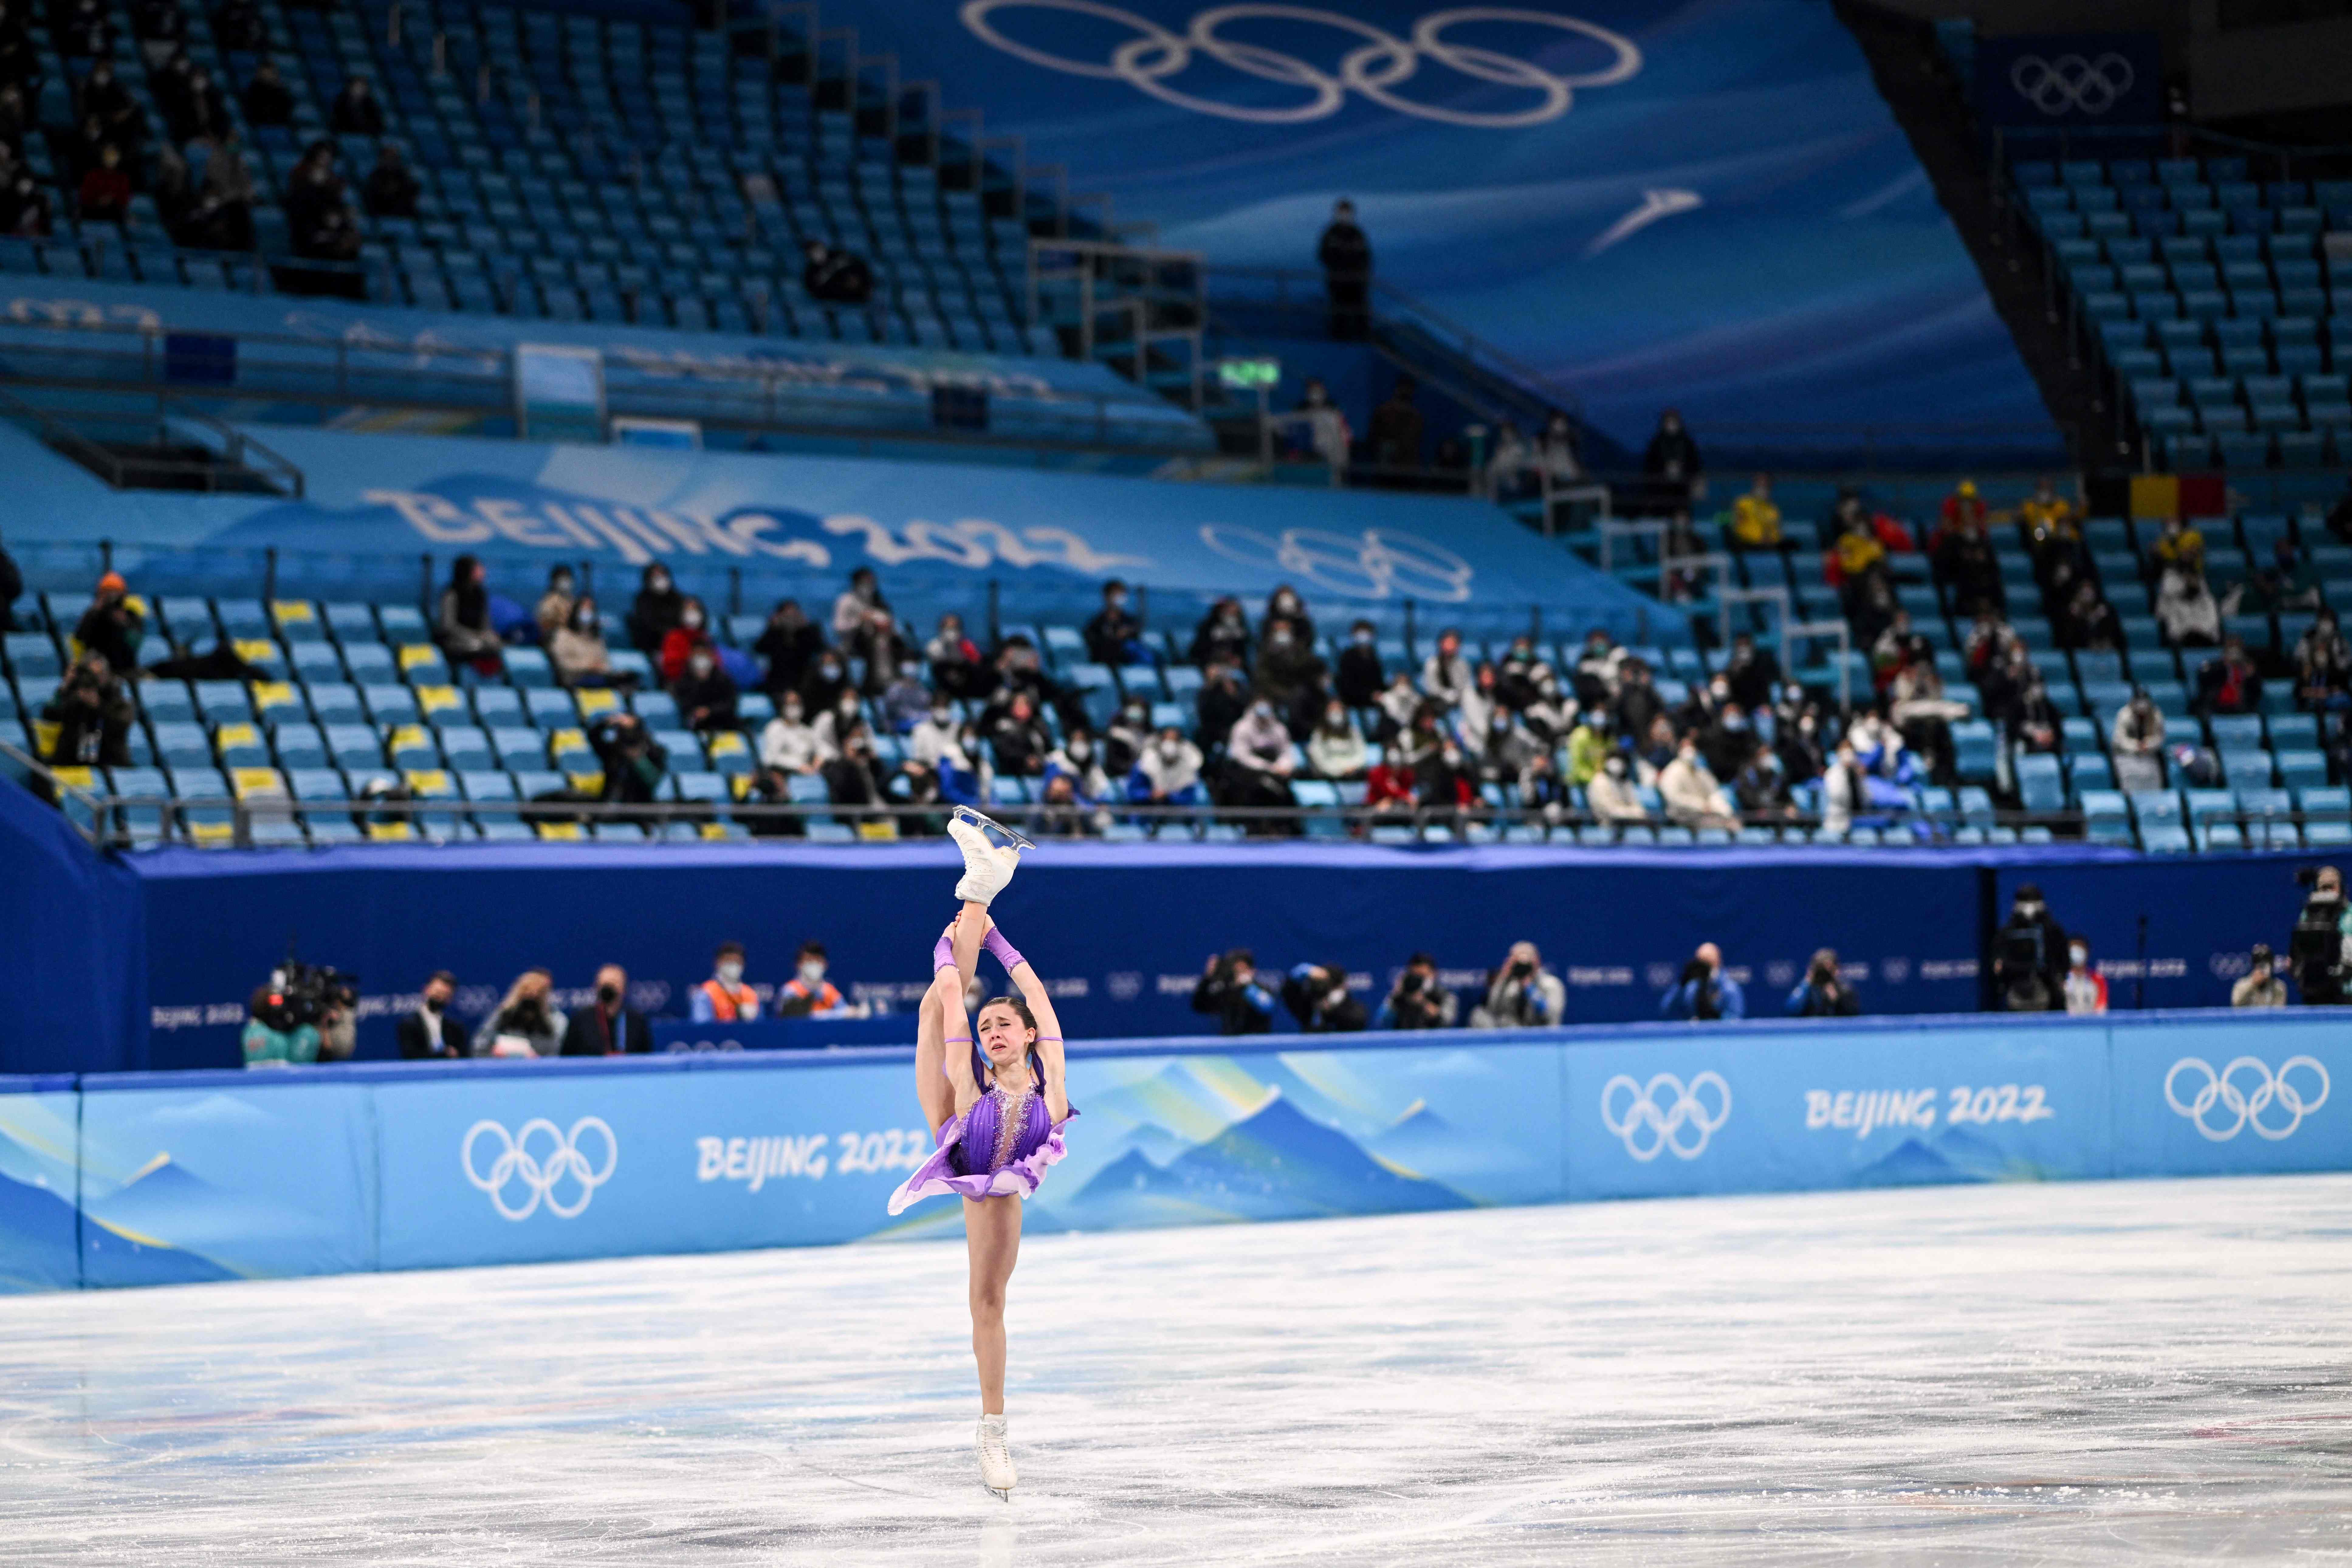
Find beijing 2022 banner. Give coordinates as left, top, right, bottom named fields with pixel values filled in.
left=816, top=0, right=2050, bottom=448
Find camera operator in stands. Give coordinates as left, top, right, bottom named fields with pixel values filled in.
left=2232, top=944, right=2288, bottom=1009
left=1193, top=948, right=1277, bottom=1035
left=398, top=970, right=466, bottom=1058
left=242, top=983, right=318, bottom=1067
left=1282, top=960, right=1367, bottom=1033
left=2288, top=866, right=2350, bottom=1005
left=1787, top=948, right=1861, bottom=1017
left=43, top=650, right=135, bottom=766
left=561, top=963, right=649, bottom=1055
left=1993, top=883, right=2069, bottom=1011
left=1659, top=942, right=1744, bottom=1021
left=476, top=968, right=564, bottom=1056
left=242, top=954, right=356, bottom=1065
left=1378, top=952, right=1458, bottom=1030
left=1469, top=942, right=1564, bottom=1028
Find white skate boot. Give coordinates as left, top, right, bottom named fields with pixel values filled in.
left=949, top=815, right=1021, bottom=907
left=976, top=1413, right=1017, bottom=1499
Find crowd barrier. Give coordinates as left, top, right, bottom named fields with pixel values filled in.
left=1, top=1010, right=2340, bottom=1295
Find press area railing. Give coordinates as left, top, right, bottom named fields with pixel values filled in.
left=0, top=384, right=305, bottom=495
left=8, top=739, right=2341, bottom=855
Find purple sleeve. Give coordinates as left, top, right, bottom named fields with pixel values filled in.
left=983, top=927, right=1025, bottom=973
left=933, top=932, right=956, bottom=973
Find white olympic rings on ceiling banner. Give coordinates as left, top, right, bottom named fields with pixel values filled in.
left=2164, top=1055, right=2329, bottom=1142
left=2008, top=53, right=2134, bottom=117
left=1197, top=523, right=1475, bottom=601
left=1600, top=1071, right=1731, bottom=1161
left=960, top=2, right=1641, bottom=127
left=463, top=1116, right=620, bottom=1220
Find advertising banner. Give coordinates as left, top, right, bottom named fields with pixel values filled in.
left=0, top=1081, right=83, bottom=1294
left=1974, top=33, right=2164, bottom=128
left=2108, top=1017, right=2347, bottom=1179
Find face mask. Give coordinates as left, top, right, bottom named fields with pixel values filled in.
left=1108, top=593, right=1126, bottom=609
left=820, top=663, right=841, bottom=679
left=596, top=983, right=620, bottom=1005
left=783, top=703, right=803, bottom=721
left=930, top=706, right=951, bottom=725
left=578, top=612, right=598, bottom=632
left=2069, top=946, right=2087, bottom=968
left=1254, top=703, right=1274, bottom=719
left=682, top=609, right=705, bottom=629
left=1159, top=739, right=1183, bottom=760
left=1353, top=630, right=1373, bottom=646
left=422, top=995, right=445, bottom=1014
left=1605, top=759, right=1627, bottom=777
left=798, top=961, right=825, bottom=985
left=690, top=656, right=714, bottom=676
left=1069, top=738, right=1091, bottom=760
left=716, top=961, right=743, bottom=985
left=650, top=575, right=671, bottom=593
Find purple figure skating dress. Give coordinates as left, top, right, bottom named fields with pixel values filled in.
left=888, top=1072, right=1075, bottom=1213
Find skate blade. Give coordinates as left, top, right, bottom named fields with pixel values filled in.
left=952, top=804, right=1036, bottom=852
left=985, top=1484, right=1012, bottom=1502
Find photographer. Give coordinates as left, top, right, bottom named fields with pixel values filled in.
left=474, top=969, right=565, bottom=1057
left=1659, top=942, right=1745, bottom=1021
left=1469, top=942, right=1565, bottom=1028
left=1786, top=948, right=1861, bottom=1017
left=72, top=571, right=145, bottom=677
left=1993, top=883, right=2068, bottom=1011
left=587, top=711, right=668, bottom=815
left=2231, top=944, right=2288, bottom=1009
left=1377, top=952, right=1458, bottom=1030
left=42, top=650, right=135, bottom=766
left=1281, top=961, right=1368, bottom=1033
left=241, top=982, right=320, bottom=1067
left=1192, top=948, right=1277, bottom=1036
left=2288, top=866, right=2350, bottom=1005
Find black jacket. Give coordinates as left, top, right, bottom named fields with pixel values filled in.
left=397, top=1009, right=467, bottom=1059
left=560, top=1005, right=651, bottom=1056
left=1192, top=971, right=1277, bottom=1035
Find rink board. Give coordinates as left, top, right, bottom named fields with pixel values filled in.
left=3, top=1010, right=2346, bottom=1291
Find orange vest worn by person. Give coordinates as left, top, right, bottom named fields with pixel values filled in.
left=778, top=977, right=844, bottom=1016
left=698, top=977, right=760, bottom=1021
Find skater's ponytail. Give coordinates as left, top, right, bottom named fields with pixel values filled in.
left=973, top=995, right=1043, bottom=1091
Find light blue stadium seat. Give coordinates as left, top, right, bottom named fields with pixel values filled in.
left=525, top=688, right=579, bottom=726
left=634, top=691, right=682, bottom=729
left=2140, top=822, right=2194, bottom=853
left=2219, top=748, right=2274, bottom=786
left=363, top=684, right=419, bottom=725
left=341, top=643, right=396, bottom=681
left=326, top=725, right=384, bottom=770
left=286, top=768, right=350, bottom=802
left=2066, top=754, right=2113, bottom=796
left=472, top=687, right=524, bottom=726
left=2015, top=752, right=2064, bottom=814
left=2276, top=750, right=2330, bottom=790
left=504, top=647, right=554, bottom=687
left=273, top=723, right=328, bottom=769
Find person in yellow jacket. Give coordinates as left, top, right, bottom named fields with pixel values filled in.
left=1728, top=472, right=1784, bottom=549
left=691, top=941, right=761, bottom=1023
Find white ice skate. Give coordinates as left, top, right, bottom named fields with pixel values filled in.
left=949, top=812, right=1022, bottom=908
left=976, top=1413, right=1017, bottom=1499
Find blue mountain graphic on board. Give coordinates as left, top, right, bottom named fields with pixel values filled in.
left=0, top=1170, right=81, bottom=1292
left=1063, top=1090, right=1469, bottom=1224
left=80, top=1159, right=247, bottom=1284
left=1368, top=1100, right=1456, bottom=1176
left=1853, top=1126, right=2014, bottom=1188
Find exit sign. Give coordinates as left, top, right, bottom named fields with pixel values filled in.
left=1217, top=358, right=1281, bottom=389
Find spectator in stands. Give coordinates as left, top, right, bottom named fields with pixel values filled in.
left=0, top=84, right=29, bottom=159
left=1, top=165, right=49, bottom=235
left=627, top=563, right=685, bottom=653
left=1641, top=409, right=1703, bottom=516
left=2061, top=938, right=2107, bottom=1016
left=2010, top=668, right=2063, bottom=756
left=43, top=650, right=134, bottom=766
left=1255, top=617, right=1326, bottom=734
left=2292, top=609, right=2351, bottom=712
left=239, top=57, right=293, bottom=127
left=1732, top=747, right=1796, bottom=823
left=811, top=688, right=864, bottom=760
left=1612, top=657, right=1667, bottom=746
left=1934, top=510, right=2004, bottom=619
left=73, top=571, right=144, bottom=675
left=329, top=75, right=384, bottom=135
left=1101, top=697, right=1151, bottom=780
left=1659, top=943, right=1743, bottom=1021
left=561, top=964, right=650, bottom=1055
left=879, top=662, right=932, bottom=735
left=0, top=527, right=20, bottom=631
left=0, top=5, right=35, bottom=93
left=2233, top=943, right=2289, bottom=1008
left=1262, top=585, right=1315, bottom=650
left=397, top=971, right=466, bottom=1058
left=2222, top=538, right=2323, bottom=619
left=921, top=610, right=987, bottom=701
left=771, top=941, right=849, bottom=1017
left=2149, top=515, right=2205, bottom=573
left=1222, top=694, right=1298, bottom=825
left=1367, top=376, right=1422, bottom=473
left=690, top=942, right=760, bottom=1023
left=434, top=554, right=503, bottom=674
left=2195, top=634, right=2264, bottom=718
left=1588, top=752, right=1649, bottom=826
left=362, top=142, right=420, bottom=220
left=1307, top=697, right=1367, bottom=779
left=549, top=596, right=617, bottom=688
left=1287, top=377, right=1352, bottom=471
left=1020, top=772, right=1093, bottom=839
left=1561, top=711, right=1609, bottom=787
left=242, top=984, right=319, bottom=1067
left=212, top=0, right=267, bottom=51
left=56, top=0, right=113, bottom=62
left=801, top=238, right=873, bottom=306
left=533, top=565, right=576, bottom=642
left=2109, top=687, right=2166, bottom=792
left=1419, top=627, right=1472, bottom=712
left=2056, top=578, right=2123, bottom=654
left=1333, top=619, right=1384, bottom=710
left=829, top=567, right=885, bottom=644
left=800, top=647, right=851, bottom=719
left=2155, top=556, right=2220, bottom=648
left=1366, top=668, right=1416, bottom=746
left=753, top=599, right=823, bottom=698
left=822, top=723, right=884, bottom=818
left=1776, top=701, right=1827, bottom=786
left=1189, top=596, right=1252, bottom=670
left=475, top=969, right=565, bottom=1056
left=1196, top=658, right=1247, bottom=752
left=849, top=606, right=915, bottom=697
left=1044, top=725, right=1111, bottom=802
left=1993, top=884, right=2068, bottom=1011
left=1469, top=942, right=1564, bottom=1028
left=293, top=203, right=362, bottom=285
left=1659, top=734, right=1737, bottom=829
left=908, top=693, right=964, bottom=767
left=1721, top=632, right=1781, bottom=715
left=672, top=643, right=740, bottom=734
left=658, top=596, right=714, bottom=684
left=1938, top=478, right=1988, bottom=540
left=75, top=59, right=137, bottom=150
left=172, top=64, right=230, bottom=144
left=587, top=711, right=667, bottom=811
left=1728, top=473, right=1784, bottom=551
left=1819, top=738, right=1868, bottom=837
left=183, top=134, right=253, bottom=249
left=1193, top=948, right=1277, bottom=1034
left=1378, top=953, right=1457, bottom=1029
left=1131, top=725, right=1205, bottom=810
left=987, top=689, right=1051, bottom=777
left=1787, top=949, right=1861, bottom=1017
left=757, top=691, right=822, bottom=777
left=1360, top=742, right=1417, bottom=821
left=1317, top=197, right=1372, bottom=340
left=1889, top=639, right=1965, bottom=784
left=1083, top=578, right=1146, bottom=666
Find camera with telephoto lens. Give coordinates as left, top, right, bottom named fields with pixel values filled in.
left=2289, top=867, right=2346, bottom=1004
left=270, top=955, right=358, bottom=1028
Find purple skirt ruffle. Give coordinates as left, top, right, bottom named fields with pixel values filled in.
left=886, top=1106, right=1077, bottom=1214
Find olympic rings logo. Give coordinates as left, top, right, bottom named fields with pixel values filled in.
left=2164, top=1056, right=2330, bottom=1142
left=2008, top=53, right=2135, bottom=118
left=961, top=2, right=1641, bottom=127
left=1197, top=523, right=1475, bottom=601
left=462, top=1117, right=619, bottom=1220
left=1600, top=1071, right=1731, bottom=1161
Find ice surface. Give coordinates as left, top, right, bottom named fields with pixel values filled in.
left=1, top=1175, right=2349, bottom=1565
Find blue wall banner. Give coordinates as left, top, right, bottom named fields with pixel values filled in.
left=1973, top=33, right=2164, bottom=128
left=2, top=1012, right=2345, bottom=1294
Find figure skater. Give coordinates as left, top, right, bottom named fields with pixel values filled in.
left=888, top=813, right=1076, bottom=1499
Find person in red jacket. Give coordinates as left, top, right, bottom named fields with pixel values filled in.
left=659, top=596, right=715, bottom=684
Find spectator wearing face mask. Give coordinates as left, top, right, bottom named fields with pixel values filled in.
left=531, top=565, right=577, bottom=642
left=1276, top=960, right=1364, bottom=1032
left=1469, top=942, right=1564, bottom=1028
left=924, top=611, right=990, bottom=702
left=1732, top=748, right=1796, bottom=822
left=907, top=696, right=963, bottom=767
left=1131, top=726, right=1206, bottom=809
left=1334, top=619, right=1385, bottom=709
left=2155, top=556, right=2220, bottom=648
left=475, top=969, right=566, bottom=1057
left=2232, top=944, right=2288, bottom=1007
left=561, top=964, right=650, bottom=1055
left=1196, top=659, right=1248, bottom=753
left=1193, top=948, right=1278, bottom=1035
left=1083, top=578, right=1149, bottom=666
left=692, top=942, right=761, bottom=1023
left=1642, top=408, right=1703, bottom=514
left=1255, top=617, right=1327, bottom=732
left=1222, top=693, right=1298, bottom=818
left=1362, top=742, right=1418, bottom=820
left=879, top=665, right=934, bottom=736
left=2110, top=689, right=2166, bottom=793
left=658, top=596, right=714, bottom=684
left=754, top=599, right=824, bottom=697
left=1374, top=670, right=1422, bottom=746
left=851, top=606, right=915, bottom=697
left=1261, top=585, right=1314, bottom=648
left=672, top=642, right=740, bottom=733
left=1189, top=597, right=1252, bottom=670
left=2061, top=938, right=2107, bottom=1016
left=1586, top=751, right=1649, bottom=825
left=989, top=690, right=1052, bottom=777
left=2291, top=609, right=2351, bottom=712
left=1728, top=473, right=1784, bottom=551
left=628, top=563, right=685, bottom=654
left=809, top=688, right=864, bottom=761
left=760, top=691, right=823, bottom=774
left=1660, top=943, right=1743, bottom=1021
left=435, top=554, right=503, bottom=673
left=1105, top=697, right=1153, bottom=779
left=775, top=942, right=850, bottom=1017
left=1377, top=952, right=1458, bottom=1029
left=1307, top=698, right=1368, bottom=779
left=397, top=971, right=466, bottom=1059
left=1659, top=735, right=1737, bottom=829
left=2195, top=635, right=2264, bottom=718
left=1787, top=948, right=1861, bottom=1017
left=588, top=711, right=668, bottom=811
left=1045, top=726, right=1112, bottom=805
left=1420, top=628, right=1473, bottom=712
left=800, top=647, right=851, bottom=719
left=830, top=567, right=887, bottom=644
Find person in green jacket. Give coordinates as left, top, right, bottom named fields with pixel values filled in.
left=241, top=985, right=320, bottom=1067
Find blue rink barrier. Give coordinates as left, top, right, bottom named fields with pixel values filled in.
left=0, top=1010, right=2342, bottom=1293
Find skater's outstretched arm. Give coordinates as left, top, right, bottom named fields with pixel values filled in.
left=985, top=923, right=1068, bottom=1123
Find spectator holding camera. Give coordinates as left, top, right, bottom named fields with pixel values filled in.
left=1468, top=942, right=1564, bottom=1028
left=587, top=711, right=668, bottom=811
left=397, top=970, right=466, bottom=1058
left=561, top=963, right=650, bottom=1055
left=1282, top=961, right=1367, bottom=1033
left=43, top=650, right=136, bottom=766
left=475, top=968, right=565, bottom=1056
left=2289, top=866, right=2349, bottom=1005
left=1377, top=952, right=1458, bottom=1030
left=2232, top=944, right=2288, bottom=1008
left=1193, top=948, right=1278, bottom=1035
left=1659, top=943, right=1744, bottom=1021
left=1786, top=949, right=1861, bottom=1017
left=73, top=571, right=145, bottom=676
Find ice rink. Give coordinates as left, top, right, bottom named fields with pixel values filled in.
left=2, top=1174, right=2348, bottom=1565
